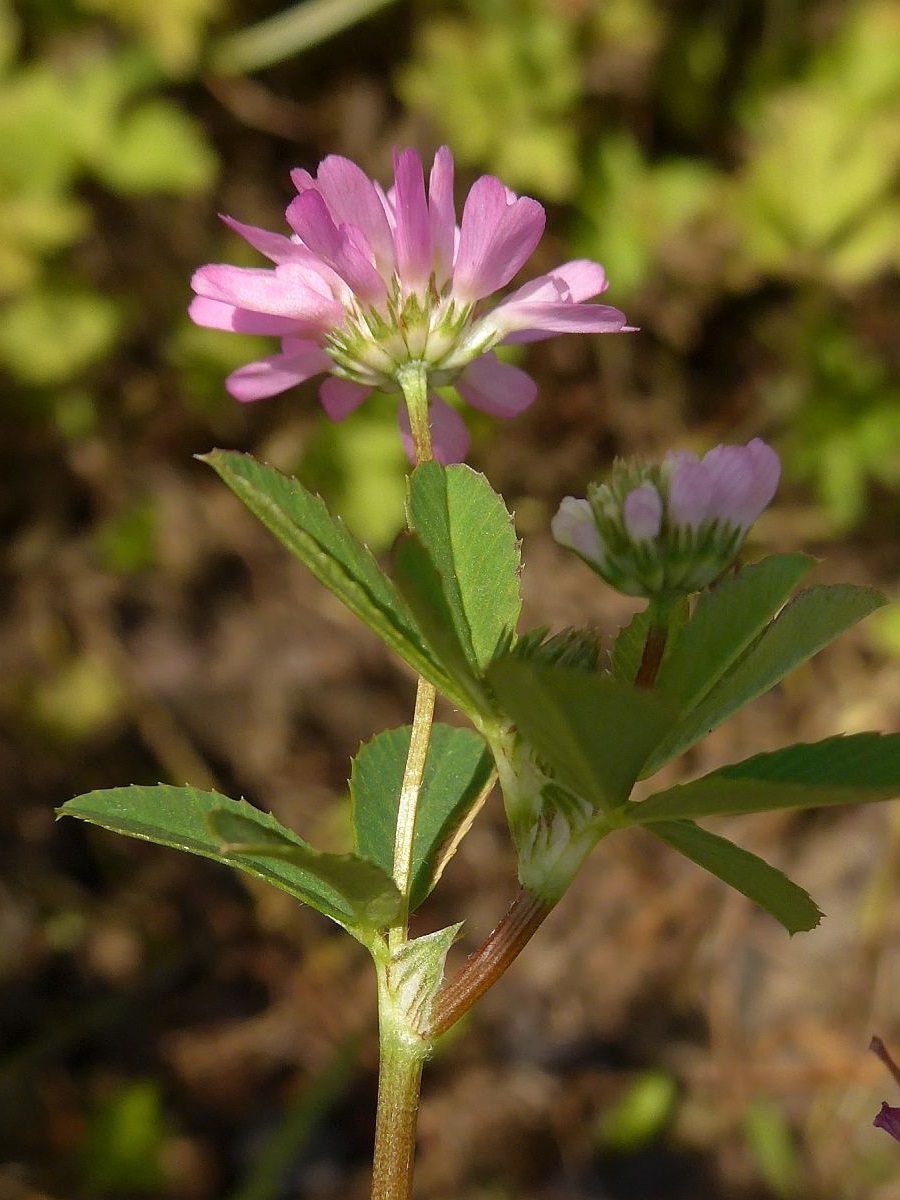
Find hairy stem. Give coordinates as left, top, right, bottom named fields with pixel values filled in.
left=391, top=358, right=437, bottom=948
left=371, top=968, right=428, bottom=1200
left=396, top=360, right=432, bottom=464
left=371, top=359, right=437, bottom=1200
left=427, top=888, right=552, bottom=1038
left=390, top=676, right=436, bottom=949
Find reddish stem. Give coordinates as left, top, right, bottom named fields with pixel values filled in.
left=427, top=888, right=552, bottom=1039
left=635, top=623, right=668, bottom=689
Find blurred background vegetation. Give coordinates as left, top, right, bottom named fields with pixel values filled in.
left=3, top=0, right=900, bottom=1197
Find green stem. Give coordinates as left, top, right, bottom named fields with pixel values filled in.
left=371, top=967, right=428, bottom=1200
left=426, top=888, right=552, bottom=1038
left=396, top=361, right=433, bottom=464
left=390, top=676, right=436, bottom=950
left=371, top=359, right=437, bottom=1199
left=390, top=360, right=437, bottom=949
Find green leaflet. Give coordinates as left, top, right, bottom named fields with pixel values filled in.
left=653, top=554, right=815, bottom=709
left=200, top=450, right=466, bottom=709
left=351, top=724, right=494, bottom=910
left=57, top=785, right=401, bottom=942
left=629, top=733, right=900, bottom=822
left=647, top=820, right=822, bottom=934
left=405, top=462, right=521, bottom=674
left=642, top=581, right=884, bottom=775
left=487, top=657, right=675, bottom=809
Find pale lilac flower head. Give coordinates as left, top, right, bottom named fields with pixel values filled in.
left=551, top=439, right=780, bottom=598
left=664, top=439, right=780, bottom=532
left=189, top=146, right=629, bottom=463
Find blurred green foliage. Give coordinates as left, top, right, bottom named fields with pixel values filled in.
left=81, top=1079, right=166, bottom=1195
left=734, top=2, right=900, bottom=285
left=778, top=321, right=900, bottom=529
left=0, top=0, right=217, bottom=396
left=398, top=0, right=581, bottom=201
left=572, top=132, right=719, bottom=299
left=741, top=1098, right=801, bottom=1198
left=594, top=1069, right=678, bottom=1151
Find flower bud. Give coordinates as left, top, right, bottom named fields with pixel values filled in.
left=622, top=485, right=662, bottom=540
left=552, top=439, right=780, bottom=598
left=550, top=497, right=605, bottom=563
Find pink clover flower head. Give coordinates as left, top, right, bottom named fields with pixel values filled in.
left=189, top=146, right=629, bottom=463
left=551, top=438, right=780, bottom=599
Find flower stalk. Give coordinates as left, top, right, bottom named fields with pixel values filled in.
left=427, top=887, right=552, bottom=1038
left=389, top=675, right=436, bottom=950
left=396, top=360, right=433, bottom=466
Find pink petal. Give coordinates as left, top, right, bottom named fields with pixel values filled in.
left=623, top=486, right=663, bottom=540
left=453, top=175, right=546, bottom=302
left=492, top=299, right=629, bottom=343
left=290, top=167, right=315, bottom=192
left=392, top=148, right=431, bottom=293
left=191, top=263, right=344, bottom=328
left=428, top=146, right=456, bottom=286
left=221, top=215, right=301, bottom=264
left=502, top=260, right=609, bottom=307
left=286, top=190, right=386, bottom=305
left=312, top=155, right=397, bottom=277
left=374, top=180, right=397, bottom=231
left=455, top=352, right=537, bottom=418
left=225, top=342, right=330, bottom=402
left=223, top=216, right=351, bottom=300
left=318, top=377, right=372, bottom=421
left=398, top=394, right=470, bottom=464
left=188, top=296, right=306, bottom=337
left=702, top=439, right=780, bottom=528
left=666, top=454, right=713, bottom=529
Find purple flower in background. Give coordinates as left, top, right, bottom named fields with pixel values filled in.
left=190, top=147, right=629, bottom=463
left=874, top=1102, right=900, bottom=1141
left=871, top=1036, right=900, bottom=1141
left=551, top=439, right=780, bottom=598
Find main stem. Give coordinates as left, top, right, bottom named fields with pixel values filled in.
left=371, top=360, right=436, bottom=1200
left=371, top=977, right=428, bottom=1200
